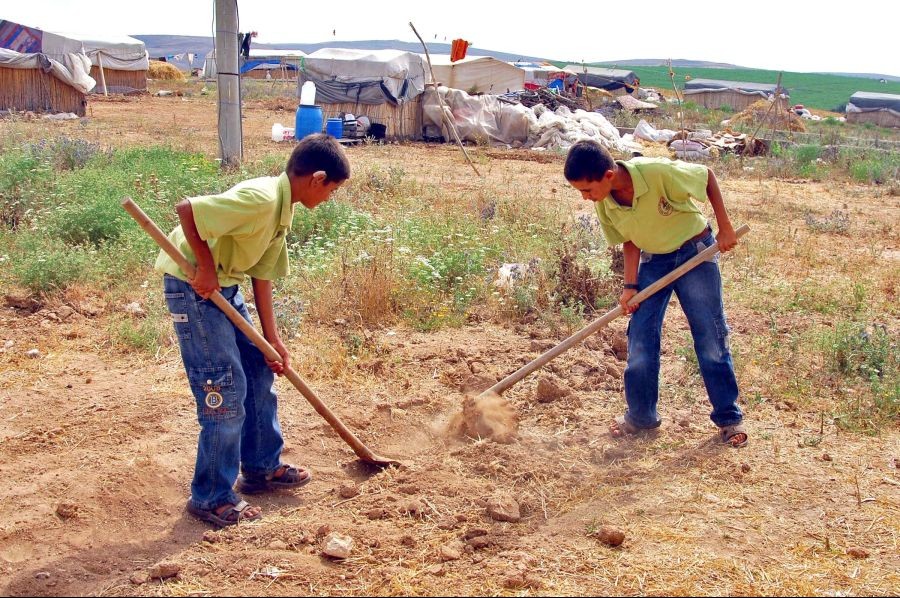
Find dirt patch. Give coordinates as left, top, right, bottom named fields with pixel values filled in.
left=446, top=392, right=518, bottom=444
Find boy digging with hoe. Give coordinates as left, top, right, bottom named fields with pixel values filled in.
left=155, top=134, right=350, bottom=526
left=565, top=140, right=747, bottom=448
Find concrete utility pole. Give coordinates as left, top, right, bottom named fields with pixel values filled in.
left=215, top=0, right=242, bottom=167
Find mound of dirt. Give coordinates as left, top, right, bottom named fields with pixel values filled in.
left=447, top=391, right=518, bottom=444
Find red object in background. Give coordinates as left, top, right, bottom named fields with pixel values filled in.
left=450, top=39, right=470, bottom=62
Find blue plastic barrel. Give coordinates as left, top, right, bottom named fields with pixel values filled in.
left=325, top=118, right=343, bottom=139
left=295, top=105, right=323, bottom=140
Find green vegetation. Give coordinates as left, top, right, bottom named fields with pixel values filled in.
left=561, top=63, right=900, bottom=112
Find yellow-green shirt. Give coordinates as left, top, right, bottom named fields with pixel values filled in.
left=595, top=158, right=709, bottom=254
left=155, top=173, right=294, bottom=286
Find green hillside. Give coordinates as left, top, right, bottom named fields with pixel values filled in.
left=560, top=63, right=900, bottom=112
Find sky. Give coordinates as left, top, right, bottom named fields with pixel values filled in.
left=2, top=0, right=897, bottom=76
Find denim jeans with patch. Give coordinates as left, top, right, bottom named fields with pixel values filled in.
left=623, top=230, right=742, bottom=429
left=164, top=275, right=284, bottom=511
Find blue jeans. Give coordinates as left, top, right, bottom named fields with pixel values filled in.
left=164, top=275, right=284, bottom=510
left=623, top=230, right=742, bottom=429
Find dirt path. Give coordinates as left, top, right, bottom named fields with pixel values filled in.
left=1, top=293, right=896, bottom=595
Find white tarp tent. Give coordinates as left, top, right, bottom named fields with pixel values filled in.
left=40, top=31, right=149, bottom=71
left=299, top=48, right=428, bottom=104
left=427, top=55, right=525, bottom=94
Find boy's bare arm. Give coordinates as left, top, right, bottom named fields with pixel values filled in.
left=251, top=277, right=289, bottom=376
left=176, top=199, right=221, bottom=298
left=706, top=169, right=737, bottom=252
left=620, top=241, right=641, bottom=314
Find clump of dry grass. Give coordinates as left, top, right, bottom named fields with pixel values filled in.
left=730, top=98, right=806, bottom=133
left=148, top=61, right=185, bottom=81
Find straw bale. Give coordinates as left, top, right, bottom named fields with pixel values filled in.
left=729, top=98, right=806, bottom=132
left=148, top=61, right=185, bottom=81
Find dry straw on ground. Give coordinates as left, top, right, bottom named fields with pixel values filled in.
left=148, top=61, right=185, bottom=82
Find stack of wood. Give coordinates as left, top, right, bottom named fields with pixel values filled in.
left=513, top=88, right=584, bottom=111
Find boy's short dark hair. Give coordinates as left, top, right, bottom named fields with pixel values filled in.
left=286, top=134, right=351, bottom=184
left=564, top=140, right=615, bottom=182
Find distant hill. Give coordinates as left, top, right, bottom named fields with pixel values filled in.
left=133, top=35, right=548, bottom=65
left=584, top=58, right=748, bottom=69
left=821, top=72, right=900, bottom=83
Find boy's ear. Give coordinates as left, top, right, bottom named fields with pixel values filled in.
left=312, top=170, right=327, bottom=184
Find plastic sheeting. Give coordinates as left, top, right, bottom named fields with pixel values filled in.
left=0, top=47, right=95, bottom=93
left=34, top=30, right=147, bottom=71
left=423, top=85, right=531, bottom=144
left=423, top=85, right=641, bottom=153
left=299, top=48, right=428, bottom=105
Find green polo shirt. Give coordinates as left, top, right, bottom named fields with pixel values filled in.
left=155, top=173, right=294, bottom=286
left=595, top=158, right=709, bottom=254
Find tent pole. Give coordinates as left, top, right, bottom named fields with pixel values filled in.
left=409, top=22, right=480, bottom=177
left=97, top=53, right=108, bottom=97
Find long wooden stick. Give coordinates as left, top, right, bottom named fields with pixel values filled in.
left=482, top=224, right=750, bottom=398
left=409, top=22, right=481, bottom=177
left=122, top=197, right=399, bottom=467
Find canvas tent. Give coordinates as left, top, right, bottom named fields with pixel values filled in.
left=0, top=20, right=148, bottom=95
left=299, top=48, right=429, bottom=139
left=203, top=48, right=306, bottom=80
left=0, top=20, right=94, bottom=114
left=564, top=65, right=639, bottom=96
left=427, top=55, right=525, bottom=94
left=846, top=91, right=900, bottom=128
left=683, top=79, right=786, bottom=111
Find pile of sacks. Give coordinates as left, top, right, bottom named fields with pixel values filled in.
left=422, top=86, right=642, bottom=154
left=526, top=105, right=642, bottom=153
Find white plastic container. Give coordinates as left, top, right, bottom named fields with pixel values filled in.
left=271, top=123, right=294, bottom=142
left=300, top=81, right=317, bottom=106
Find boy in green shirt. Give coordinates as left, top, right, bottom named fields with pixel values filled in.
left=157, top=134, right=350, bottom=526
left=564, top=140, right=747, bottom=448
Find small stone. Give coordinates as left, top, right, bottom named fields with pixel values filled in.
left=202, top=530, right=220, bottom=543
left=130, top=572, right=150, bottom=585
left=847, top=547, right=870, bottom=559
left=740, top=463, right=751, bottom=473
left=399, top=534, right=416, bottom=548
left=440, top=544, right=462, bottom=561
left=535, top=378, right=570, bottom=404
left=426, top=564, right=445, bottom=576
left=338, top=483, right=359, bottom=499
left=462, top=528, right=489, bottom=540
left=611, top=334, right=628, bottom=360
left=822, top=453, right=832, bottom=462
left=34, top=571, right=51, bottom=580
left=366, top=507, right=390, bottom=520
left=148, top=562, right=180, bottom=580
left=57, top=306, right=75, bottom=320
left=529, top=340, right=555, bottom=352
left=3, top=340, right=14, bottom=349
left=486, top=495, right=521, bottom=523
left=592, top=526, right=626, bottom=547
left=322, top=533, right=354, bottom=559
left=403, top=499, right=426, bottom=517
left=123, top=302, right=146, bottom=317
left=55, top=501, right=79, bottom=519
left=26, top=349, right=41, bottom=359
left=268, top=540, right=288, bottom=550
left=466, top=535, right=494, bottom=549
left=316, top=524, right=331, bottom=538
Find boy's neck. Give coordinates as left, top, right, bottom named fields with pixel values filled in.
left=610, top=163, right=634, bottom=204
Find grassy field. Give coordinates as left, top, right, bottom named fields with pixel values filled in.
left=567, top=64, right=900, bottom=112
